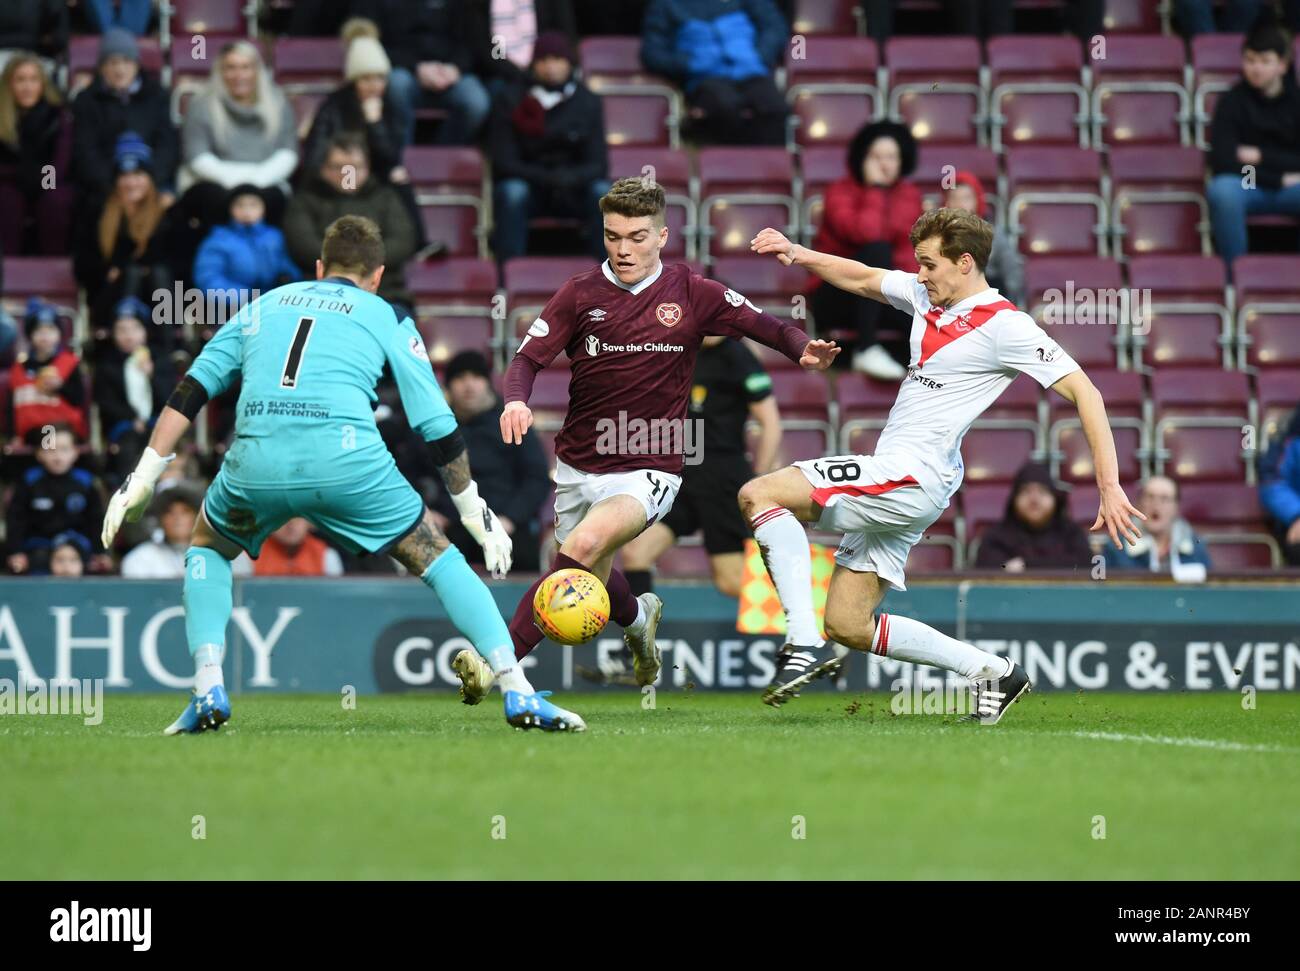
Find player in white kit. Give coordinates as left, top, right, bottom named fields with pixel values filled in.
left=746, top=209, right=1145, bottom=722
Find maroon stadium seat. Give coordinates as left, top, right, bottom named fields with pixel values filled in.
left=1233, top=255, right=1300, bottom=304
left=698, top=148, right=797, bottom=263
left=1050, top=368, right=1145, bottom=422
left=786, top=36, right=879, bottom=84
left=599, top=91, right=677, bottom=147
left=1052, top=407, right=1147, bottom=484
left=1129, top=254, right=1228, bottom=303
left=886, top=37, right=984, bottom=146
left=912, top=144, right=1000, bottom=211
left=173, top=0, right=248, bottom=34
left=987, top=36, right=1088, bottom=151
left=790, top=0, right=863, bottom=35
left=528, top=370, right=573, bottom=428
left=2, top=257, right=77, bottom=310
left=1089, top=35, right=1190, bottom=149
left=579, top=36, right=657, bottom=85
left=961, top=421, right=1042, bottom=483
left=907, top=537, right=958, bottom=574
left=407, top=258, right=498, bottom=303
left=1240, top=304, right=1300, bottom=370
left=1126, top=255, right=1232, bottom=369
left=1179, top=481, right=1267, bottom=531
left=417, top=314, right=494, bottom=366
left=1067, top=481, right=1141, bottom=530
left=748, top=425, right=834, bottom=468
left=272, top=37, right=344, bottom=92
left=1199, top=534, right=1281, bottom=569
left=836, top=373, right=901, bottom=450
left=1005, top=147, right=1107, bottom=256
left=709, top=257, right=808, bottom=310
left=1152, top=370, right=1253, bottom=481
left=959, top=482, right=1011, bottom=545
left=404, top=147, right=486, bottom=258
left=1191, top=34, right=1245, bottom=148
left=787, top=88, right=879, bottom=150
left=984, top=374, right=1042, bottom=421
left=1103, top=0, right=1165, bottom=33
left=767, top=370, right=832, bottom=424
left=1109, top=145, right=1209, bottom=259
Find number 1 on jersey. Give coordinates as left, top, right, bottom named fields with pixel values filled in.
left=280, top=316, right=316, bottom=389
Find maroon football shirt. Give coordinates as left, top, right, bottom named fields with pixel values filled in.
left=506, top=261, right=810, bottom=474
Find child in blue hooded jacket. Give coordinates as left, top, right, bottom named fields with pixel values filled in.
left=193, top=184, right=301, bottom=300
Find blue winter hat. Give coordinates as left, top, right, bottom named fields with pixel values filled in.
left=23, top=298, right=61, bottom=338
left=114, top=295, right=151, bottom=323
left=114, top=131, right=153, bottom=175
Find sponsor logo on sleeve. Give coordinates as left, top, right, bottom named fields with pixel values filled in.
left=409, top=335, right=427, bottom=359
left=527, top=318, right=550, bottom=338
left=1036, top=343, right=1061, bottom=363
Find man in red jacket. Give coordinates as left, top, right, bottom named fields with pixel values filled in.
left=809, top=120, right=923, bottom=380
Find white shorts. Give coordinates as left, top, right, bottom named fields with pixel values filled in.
left=553, top=459, right=683, bottom=545
left=793, top=453, right=945, bottom=591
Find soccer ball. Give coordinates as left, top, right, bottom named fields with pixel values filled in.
left=533, top=569, right=610, bottom=646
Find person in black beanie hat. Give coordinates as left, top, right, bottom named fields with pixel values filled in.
left=487, top=30, right=610, bottom=264
left=974, top=462, right=1093, bottom=573
left=428, top=349, right=551, bottom=571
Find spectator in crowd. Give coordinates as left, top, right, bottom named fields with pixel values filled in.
left=1104, top=475, right=1211, bottom=578
left=809, top=120, right=922, bottom=380
left=363, top=0, right=492, bottom=147
left=465, top=0, right=577, bottom=92
left=73, top=132, right=177, bottom=334
left=0, top=1, right=67, bottom=66
left=93, top=296, right=174, bottom=485
left=974, top=462, right=1092, bottom=573
left=4, top=424, right=108, bottom=575
left=284, top=132, right=418, bottom=315
left=302, top=19, right=436, bottom=255
left=70, top=28, right=178, bottom=208
left=1259, top=403, right=1300, bottom=565
left=429, top=351, right=550, bottom=571
left=1175, top=0, right=1300, bottom=35
left=177, top=40, right=298, bottom=233
left=487, top=31, right=610, bottom=264
left=0, top=52, right=72, bottom=255
left=49, top=534, right=88, bottom=576
left=304, top=20, right=405, bottom=183
left=1206, top=13, right=1300, bottom=274
left=8, top=299, right=87, bottom=442
left=641, top=0, right=788, bottom=146
left=254, top=518, right=345, bottom=576
left=621, top=336, right=782, bottom=599
left=942, top=169, right=1024, bottom=308
left=193, top=185, right=301, bottom=301
left=120, top=486, right=252, bottom=578
left=82, top=0, right=154, bottom=34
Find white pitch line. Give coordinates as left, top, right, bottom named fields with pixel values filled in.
left=1056, top=730, right=1300, bottom=754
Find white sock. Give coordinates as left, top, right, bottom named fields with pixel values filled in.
left=624, top=598, right=647, bottom=636
left=751, top=506, right=822, bottom=647
left=486, top=646, right=533, bottom=694
left=193, top=643, right=225, bottom=695
left=872, top=613, right=1011, bottom=681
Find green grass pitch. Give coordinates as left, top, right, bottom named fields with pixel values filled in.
left=3, top=691, right=1298, bottom=880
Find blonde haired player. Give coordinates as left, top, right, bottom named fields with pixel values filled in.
left=747, top=210, right=1145, bottom=721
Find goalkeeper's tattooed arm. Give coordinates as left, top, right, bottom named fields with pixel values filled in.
left=437, top=450, right=473, bottom=496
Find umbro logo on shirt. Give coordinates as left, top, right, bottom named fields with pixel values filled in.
left=588, top=308, right=607, bottom=321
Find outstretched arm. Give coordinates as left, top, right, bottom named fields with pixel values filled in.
left=752, top=227, right=892, bottom=303
left=1051, top=370, right=1146, bottom=550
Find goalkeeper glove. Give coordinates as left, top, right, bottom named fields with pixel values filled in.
left=451, top=480, right=513, bottom=579
left=101, top=447, right=175, bottom=548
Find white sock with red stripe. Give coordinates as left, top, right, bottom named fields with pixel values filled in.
left=750, top=505, right=822, bottom=647
left=872, top=612, right=1011, bottom=681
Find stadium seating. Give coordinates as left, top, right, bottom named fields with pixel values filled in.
left=405, top=147, right=487, bottom=258
left=785, top=37, right=881, bottom=149
left=1103, top=0, right=1165, bottom=33
left=1257, top=371, right=1300, bottom=446
left=960, top=421, right=1043, bottom=483
left=1179, top=481, right=1268, bottom=532
left=1108, top=145, right=1210, bottom=259
left=1088, top=34, right=1190, bottom=150
left=837, top=374, right=903, bottom=451
left=170, top=0, right=251, bottom=35
left=709, top=256, right=809, bottom=321
left=1127, top=255, right=1232, bottom=370
left=886, top=37, right=985, bottom=147
left=1151, top=369, right=1255, bottom=483
left=1233, top=256, right=1300, bottom=373
left=1004, top=146, right=1108, bottom=256
left=1024, top=256, right=1126, bottom=368
left=698, top=148, right=798, bottom=264
left=1050, top=369, right=1148, bottom=484
left=1199, top=534, right=1282, bottom=569
left=503, top=257, right=593, bottom=355
left=406, top=258, right=499, bottom=363
left=2, top=257, right=78, bottom=314
left=581, top=38, right=683, bottom=149
left=790, top=0, right=863, bottom=35
left=913, top=144, right=1000, bottom=213
left=987, top=36, right=1088, bottom=151
left=1190, top=33, right=1245, bottom=149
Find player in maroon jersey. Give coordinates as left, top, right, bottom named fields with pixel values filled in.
left=450, top=178, right=838, bottom=705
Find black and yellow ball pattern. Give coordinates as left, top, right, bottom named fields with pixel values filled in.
left=532, top=569, right=611, bottom=646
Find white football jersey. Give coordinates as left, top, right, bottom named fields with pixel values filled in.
left=869, top=270, right=1080, bottom=506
